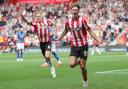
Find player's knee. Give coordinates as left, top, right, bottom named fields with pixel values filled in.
left=45, top=56, right=50, bottom=60
left=70, top=65, right=75, bottom=68
left=81, top=65, right=85, bottom=69
left=80, top=64, right=86, bottom=69
left=69, top=63, right=76, bottom=68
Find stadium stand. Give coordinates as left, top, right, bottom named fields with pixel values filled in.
left=0, top=0, right=128, bottom=52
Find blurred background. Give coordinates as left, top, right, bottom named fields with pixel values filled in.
left=0, top=0, right=128, bottom=53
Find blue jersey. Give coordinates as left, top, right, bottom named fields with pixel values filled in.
left=49, top=25, right=56, bottom=44
left=51, top=34, right=55, bottom=43
left=17, top=31, right=25, bottom=43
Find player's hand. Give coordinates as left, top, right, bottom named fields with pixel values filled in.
left=98, top=40, right=106, bottom=47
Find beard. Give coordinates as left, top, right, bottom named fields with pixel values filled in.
left=73, top=13, right=79, bottom=19
left=73, top=12, right=78, bottom=16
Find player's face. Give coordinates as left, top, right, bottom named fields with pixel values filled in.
left=36, top=14, right=41, bottom=20
left=36, top=10, right=42, bottom=20
left=72, top=7, right=79, bottom=17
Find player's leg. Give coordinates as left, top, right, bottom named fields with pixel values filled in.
left=126, top=46, right=128, bottom=56
left=51, top=44, right=62, bottom=67
left=19, top=43, right=24, bottom=61
left=91, top=46, right=95, bottom=55
left=79, top=45, right=88, bottom=88
left=69, top=56, right=78, bottom=68
left=45, top=50, right=53, bottom=67
left=69, top=47, right=79, bottom=68
left=16, top=43, right=20, bottom=61
left=45, top=50, right=56, bottom=78
left=39, top=42, right=56, bottom=78
left=0, top=45, right=1, bottom=55
left=52, top=51, right=62, bottom=67
left=40, top=42, right=49, bottom=67
left=17, top=50, right=20, bottom=61
left=126, top=42, right=128, bottom=56
left=95, top=45, right=101, bottom=54
left=79, top=58, right=88, bottom=87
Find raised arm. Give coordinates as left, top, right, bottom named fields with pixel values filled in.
left=21, top=14, right=34, bottom=26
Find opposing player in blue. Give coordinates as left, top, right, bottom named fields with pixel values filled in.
left=16, top=27, right=25, bottom=61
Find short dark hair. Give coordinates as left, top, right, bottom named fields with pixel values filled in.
left=71, top=3, right=80, bottom=9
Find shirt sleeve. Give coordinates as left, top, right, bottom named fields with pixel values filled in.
left=82, top=17, right=91, bottom=30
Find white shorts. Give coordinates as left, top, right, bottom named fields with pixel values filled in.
left=17, top=43, right=24, bottom=50
left=51, top=44, right=56, bottom=52
left=126, top=42, right=128, bottom=47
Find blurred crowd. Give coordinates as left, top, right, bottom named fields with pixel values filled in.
left=0, top=0, right=128, bottom=52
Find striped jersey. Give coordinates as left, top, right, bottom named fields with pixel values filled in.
left=33, top=19, right=51, bottom=43
left=65, top=17, right=91, bottom=47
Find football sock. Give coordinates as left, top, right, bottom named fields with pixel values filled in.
left=19, top=50, right=22, bottom=59
left=46, top=60, right=53, bottom=68
left=17, top=51, right=20, bottom=58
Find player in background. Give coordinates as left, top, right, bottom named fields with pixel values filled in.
left=125, top=31, right=128, bottom=56
left=56, top=4, right=104, bottom=88
left=88, top=36, right=94, bottom=54
left=41, top=12, right=62, bottom=67
left=91, top=40, right=101, bottom=55
left=16, top=27, right=25, bottom=61
left=21, top=8, right=56, bottom=78
left=91, top=28, right=102, bottom=55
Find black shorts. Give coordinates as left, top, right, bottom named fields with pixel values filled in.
left=40, top=42, right=51, bottom=57
left=70, top=45, right=88, bottom=59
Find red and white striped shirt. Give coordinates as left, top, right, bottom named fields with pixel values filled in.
left=65, top=17, right=91, bottom=47
left=33, top=19, right=51, bottom=43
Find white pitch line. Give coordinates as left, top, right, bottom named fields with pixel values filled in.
left=95, top=69, right=128, bottom=74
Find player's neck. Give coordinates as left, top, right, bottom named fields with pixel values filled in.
left=38, top=20, right=41, bottom=23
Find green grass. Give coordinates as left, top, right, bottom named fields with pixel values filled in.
left=0, top=52, right=128, bottom=89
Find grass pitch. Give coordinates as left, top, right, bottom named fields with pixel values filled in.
left=0, top=52, right=128, bottom=89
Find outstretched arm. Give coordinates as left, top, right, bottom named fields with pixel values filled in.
left=56, top=29, right=69, bottom=41
left=56, top=19, right=69, bottom=41
left=82, top=19, right=103, bottom=44
left=87, top=29, right=102, bottom=43
left=21, top=14, right=34, bottom=26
